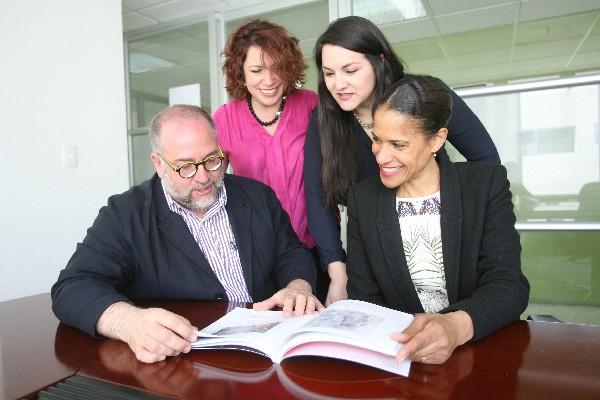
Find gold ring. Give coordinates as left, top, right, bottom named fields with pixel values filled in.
left=421, top=356, right=427, bottom=363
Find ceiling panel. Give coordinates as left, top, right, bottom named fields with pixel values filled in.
left=123, top=0, right=169, bottom=11
left=405, top=57, right=454, bottom=76
left=180, top=23, right=211, bottom=39
left=130, top=30, right=192, bottom=48
left=569, top=52, right=600, bottom=73
left=260, top=2, right=327, bottom=40
left=435, top=2, right=518, bottom=35
left=451, top=48, right=512, bottom=69
left=122, top=12, right=158, bottom=32
left=568, top=15, right=600, bottom=74
left=510, top=54, right=571, bottom=77
left=442, top=63, right=515, bottom=85
left=512, top=38, right=580, bottom=62
left=394, top=39, right=445, bottom=63
left=427, top=0, right=516, bottom=16
left=519, top=0, right=600, bottom=22
left=137, top=0, right=225, bottom=21
left=578, top=17, right=600, bottom=53
left=441, top=25, right=513, bottom=54
left=516, top=12, right=599, bottom=45
left=136, top=45, right=207, bottom=66
left=129, top=27, right=209, bottom=59
left=380, top=18, right=439, bottom=43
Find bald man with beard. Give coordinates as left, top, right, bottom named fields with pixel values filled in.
left=52, top=105, right=321, bottom=363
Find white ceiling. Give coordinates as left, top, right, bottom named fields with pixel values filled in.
left=123, top=0, right=600, bottom=121
left=122, top=0, right=600, bottom=37
left=123, top=0, right=280, bottom=33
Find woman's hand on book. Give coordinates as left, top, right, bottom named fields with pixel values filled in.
left=391, top=311, right=474, bottom=364
left=252, top=279, right=325, bottom=316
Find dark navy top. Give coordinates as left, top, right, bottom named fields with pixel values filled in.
left=304, top=86, right=501, bottom=268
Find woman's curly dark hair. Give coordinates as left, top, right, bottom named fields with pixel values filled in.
left=222, top=19, right=307, bottom=99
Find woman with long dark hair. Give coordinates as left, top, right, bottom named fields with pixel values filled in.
left=304, top=16, right=500, bottom=304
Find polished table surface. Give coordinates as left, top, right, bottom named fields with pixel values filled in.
left=1, top=294, right=599, bottom=400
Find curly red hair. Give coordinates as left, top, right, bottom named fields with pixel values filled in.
left=222, top=20, right=306, bottom=99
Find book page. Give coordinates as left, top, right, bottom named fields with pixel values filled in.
left=280, top=300, right=413, bottom=356
left=193, top=308, right=318, bottom=358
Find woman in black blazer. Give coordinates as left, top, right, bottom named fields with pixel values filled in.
left=347, top=75, right=529, bottom=365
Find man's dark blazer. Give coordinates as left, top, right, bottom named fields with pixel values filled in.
left=51, top=174, right=316, bottom=337
left=347, top=158, right=529, bottom=341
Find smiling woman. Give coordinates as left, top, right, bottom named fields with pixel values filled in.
left=371, top=77, right=450, bottom=198
left=303, top=15, right=502, bottom=311
left=320, top=44, right=377, bottom=116
left=346, top=75, right=529, bottom=365
left=212, top=20, right=326, bottom=301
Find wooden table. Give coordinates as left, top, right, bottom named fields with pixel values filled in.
left=1, top=294, right=599, bottom=399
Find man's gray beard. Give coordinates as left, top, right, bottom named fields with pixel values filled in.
left=163, top=171, right=224, bottom=213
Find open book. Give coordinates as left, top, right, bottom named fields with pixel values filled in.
left=192, top=299, right=414, bottom=376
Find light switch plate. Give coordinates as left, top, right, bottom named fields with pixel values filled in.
left=62, top=145, right=78, bottom=168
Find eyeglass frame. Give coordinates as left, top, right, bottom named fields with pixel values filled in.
left=157, top=145, right=225, bottom=178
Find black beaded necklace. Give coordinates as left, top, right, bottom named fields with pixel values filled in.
left=246, top=94, right=286, bottom=126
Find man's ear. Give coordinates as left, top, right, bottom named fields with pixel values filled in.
left=150, top=153, right=164, bottom=178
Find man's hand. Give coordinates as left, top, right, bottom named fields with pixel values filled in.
left=325, top=261, right=348, bottom=306
left=252, top=279, right=325, bottom=316
left=96, top=302, right=198, bottom=363
left=392, top=311, right=474, bottom=364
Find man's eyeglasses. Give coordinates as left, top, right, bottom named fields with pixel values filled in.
left=158, top=145, right=225, bottom=178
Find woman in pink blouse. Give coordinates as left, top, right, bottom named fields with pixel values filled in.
left=213, top=20, right=330, bottom=302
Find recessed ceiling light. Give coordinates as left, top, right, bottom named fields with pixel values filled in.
left=353, top=0, right=427, bottom=25
left=129, top=51, right=175, bottom=74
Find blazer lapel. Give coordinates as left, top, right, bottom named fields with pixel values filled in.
left=223, top=177, right=254, bottom=298
left=153, top=177, right=215, bottom=277
left=439, top=159, right=463, bottom=305
left=375, top=184, right=424, bottom=312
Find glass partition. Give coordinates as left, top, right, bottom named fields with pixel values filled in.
left=457, top=78, right=600, bottom=224
left=130, top=131, right=154, bottom=185
left=457, top=76, right=600, bottom=325
left=521, top=230, right=600, bottom=324
left=127, top=22, right=211, bottom=184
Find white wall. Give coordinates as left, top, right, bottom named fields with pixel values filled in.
left=0, top=0, right=129, bottom=301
